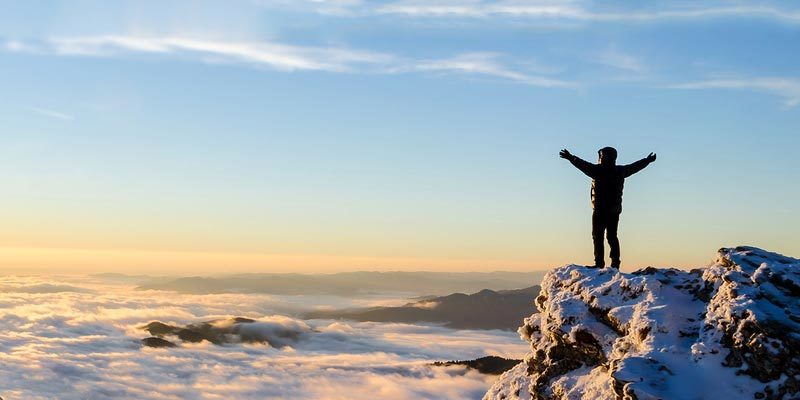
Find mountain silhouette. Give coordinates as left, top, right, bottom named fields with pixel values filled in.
left=305, top=286, right=540, bottom=330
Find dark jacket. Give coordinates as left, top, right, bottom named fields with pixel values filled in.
left=568, top=156, right=652, bottom=213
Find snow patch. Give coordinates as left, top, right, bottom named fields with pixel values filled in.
left=486, top=246, right=800, bottom=400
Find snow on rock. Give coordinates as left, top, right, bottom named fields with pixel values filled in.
left=484, top=246, right=800, bottom=400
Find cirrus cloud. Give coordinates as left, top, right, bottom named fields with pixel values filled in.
left=3, top=35, right=574, bottom=89
left=665, top=77, right=800, bottom=107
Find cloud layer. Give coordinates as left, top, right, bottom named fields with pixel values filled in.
left=0, top=275, right=527, bottom=399
left=4, top=36, right=572, bottom=88
left=666, top=77, right=800, bottom=107
left=266, top=0, right=800, bottom=24
left=7, top=34, right=798, bottom=106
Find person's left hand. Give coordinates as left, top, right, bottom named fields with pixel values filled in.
left=647, top=152, right=657, bottom=162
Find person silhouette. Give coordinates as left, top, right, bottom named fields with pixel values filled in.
left=559, top=147, right=656, bottom=269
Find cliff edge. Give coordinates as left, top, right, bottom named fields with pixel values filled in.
left=485, top=246, right=799, bottom=400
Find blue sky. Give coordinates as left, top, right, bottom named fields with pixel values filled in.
left=0, top=0, right=798, bottom=273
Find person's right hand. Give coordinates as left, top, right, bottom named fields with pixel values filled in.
left=559, top=149, right=573, bottom=160
left=647, top=152, right=657, bottom=162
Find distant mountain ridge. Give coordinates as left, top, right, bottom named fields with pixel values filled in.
left=305, top=285, right=540, bottom=330
left=136, top=271, right=546, bottom=297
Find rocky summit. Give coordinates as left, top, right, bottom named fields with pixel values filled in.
left=485, top=246, right=800, bottom=400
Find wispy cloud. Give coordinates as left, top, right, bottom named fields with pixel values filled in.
left=398, top=52, right=574, bottom=87
left=32, top=107, right=74, bottom=120
left=589, top=5, right=800, bottom=24
left=368, top=1, right=800, bottom=23
left=593, top=48, right=645, bottom=73
left=258, top=0, right=368, bottom=16
left=5, top=39, right=41, bottom=53
left=375, top=0, right=588, bottom=18
left=665, top=77, right=800, bottom=107
left=46, top=36, right=394, bottom=72
left=6, top=36, right=574, bottom=88
left=221, top=0, right=800, bottom=24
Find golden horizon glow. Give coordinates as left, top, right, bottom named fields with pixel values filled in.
left=0, top=239, right=752, bottom=275
left=0, top=246, right=554, bottom=275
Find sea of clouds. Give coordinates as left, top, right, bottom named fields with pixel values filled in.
left=0, top=275, right=527, bottom=399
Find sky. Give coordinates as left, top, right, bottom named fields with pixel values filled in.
left=0, top=0, right=798, bottom=274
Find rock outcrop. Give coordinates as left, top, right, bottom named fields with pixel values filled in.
left=433, top=356, right=523, bottom=375
left=141, top=336, right=177, bottom=348
left=140, top=316, right=309, bottom=347
left=485, top=246, right=799, bottom=400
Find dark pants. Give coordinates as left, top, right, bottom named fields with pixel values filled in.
left=592, top=210, right=620, bottom=268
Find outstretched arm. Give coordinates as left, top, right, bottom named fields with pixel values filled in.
left=560, top=149, right=597, bottom=178
left=622, top=152, right=657, bottom=177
